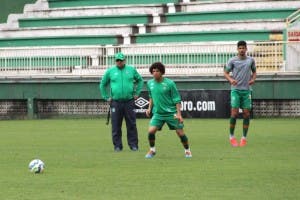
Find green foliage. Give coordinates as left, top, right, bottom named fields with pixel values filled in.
left=0, top=118, right=299, bottom=200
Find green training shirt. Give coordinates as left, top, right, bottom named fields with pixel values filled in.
left=100, top=65, right=143, bottom=101
left=147, top=77, right=181, bottom=115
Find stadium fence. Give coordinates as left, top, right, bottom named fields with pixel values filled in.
left=0, top=41, right=299, bottom=77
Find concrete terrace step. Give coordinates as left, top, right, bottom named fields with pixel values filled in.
left=163, top=8, right=297, bottom=23
left=182, top=0, right=300, bottom=13
left=0, top=24, right=136, bottom=39
left=24, top=3, right=168, bottom=18
left=145, top=19, right=286, bottom=34
left=46, top=0, right=178, bottom=8
left=18, top=14, right=151, bottom=28
left=0, top=35, right=122, bottom=47
left=2, top=7, right=293, bottom=31
left=131, top=29, right=279, bottom=44
left=0, top=19, right=284, bottom=39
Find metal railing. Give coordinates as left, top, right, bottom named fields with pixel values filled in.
left=0, top=41, right=299, bottom=77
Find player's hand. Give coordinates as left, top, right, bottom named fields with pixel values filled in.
left=134, top=95, right=139, bottom=100
left=146, top=109, right=151, bottom=118
left=174, top=114, right=184, bottom=123
left=230, top=79, right=238, bottom=86
left=107, top=98, right=112, bottom=104
left=249, top=79, right=255, bottom=85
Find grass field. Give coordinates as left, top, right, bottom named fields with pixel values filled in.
left=0, top=118, right=299, bottom=200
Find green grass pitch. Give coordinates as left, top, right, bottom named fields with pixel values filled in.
left=0, top=118, right=299, bottom=200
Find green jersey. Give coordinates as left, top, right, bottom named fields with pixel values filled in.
left=147, top=77, right=181, bottom=116
left=100, top=65, right=143, bottom=101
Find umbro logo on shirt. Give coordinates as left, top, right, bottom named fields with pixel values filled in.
left=135, top=97, right=149, bottom=108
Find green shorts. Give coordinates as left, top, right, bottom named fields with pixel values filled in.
left=149, top=114, right=184, bottom=130
left=231, top=89, right=252, bottom=109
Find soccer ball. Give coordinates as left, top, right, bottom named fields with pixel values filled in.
left=28, top=159, right=45, bottom=173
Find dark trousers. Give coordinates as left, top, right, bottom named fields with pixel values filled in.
left=111, top=99, right=138, bottom=149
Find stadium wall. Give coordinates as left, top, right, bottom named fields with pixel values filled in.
left=0, top=0, right=35, bottom=23
left=0, top=75, right=300, bottom=119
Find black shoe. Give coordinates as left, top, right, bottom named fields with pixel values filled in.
left=114, top=147, right=122, bottom=152
left=130, top=146, right=138, bottom=151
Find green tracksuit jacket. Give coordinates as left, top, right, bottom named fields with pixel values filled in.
left=99, top=65, right=143, bottom=101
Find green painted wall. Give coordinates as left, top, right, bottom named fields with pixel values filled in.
left=0, top=0, right=35, bottom=23
left=0, top=35, right=120, bottom=47
left=134, top=30, right=272, bottom=43
left=172, top=75, right=300, bottom=100
left=19, top=14, right=150, bottom=28
left=1, top=75, right=299, bottom=118
left=0, top=75, right=299, bottom=100
left=165, top=9, right=296, bottom=23
left=0, top=81, right=101, bottom=100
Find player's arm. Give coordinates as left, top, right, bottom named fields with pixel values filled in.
left=174, top=103, right=183, bottom=123
left=224, top=60, right=237, bottom=86
left=146, top=98, right=153, bottom=117
left=249, top=59, right=257, bottom=85
left=99, top=70, right=110, bottom=101
left=133, top=68, right=144, bottom=99
left=249, top=71, right=257, bottom=85
left=170, top=81, right=183, bottom=122
left=224, top=70, right=237, bottom=86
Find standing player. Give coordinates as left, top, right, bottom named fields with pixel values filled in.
left=224, top=40, right=257, bottom=147
left=100, top=52, right=144, bottom=152
left=145, top=62, right=192, bottom=158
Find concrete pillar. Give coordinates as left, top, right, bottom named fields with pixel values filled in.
left=27, top=98, right=36, bottom=119
left=137, top=24, right=146, bottom=34
left=91, top=55, right=99, bottom=66
left=123, top=34, right=131, bottom=45
left=167, top=3, right=176, bottom=13
left=152, top=13, right=161, bottom=24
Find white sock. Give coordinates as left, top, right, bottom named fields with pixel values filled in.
left=150, top=147, right=156, bottom=152
left=185, top=148, right=191, bottom=152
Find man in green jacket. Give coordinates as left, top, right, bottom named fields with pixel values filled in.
left=100, top=52, right=144, bottom=152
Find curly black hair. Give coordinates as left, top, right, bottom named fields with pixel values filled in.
left=149, top=62, right=165, bottom=75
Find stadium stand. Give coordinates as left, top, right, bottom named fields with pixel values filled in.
left=0, top=0, right=299, bottom=118
left=0, top=0, right=299, bottom=71
left=1, top=8, right=291, bottom=40
left=1, top=0, right=299, bottom=45
left=0, top=0, right=299, bottom=76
